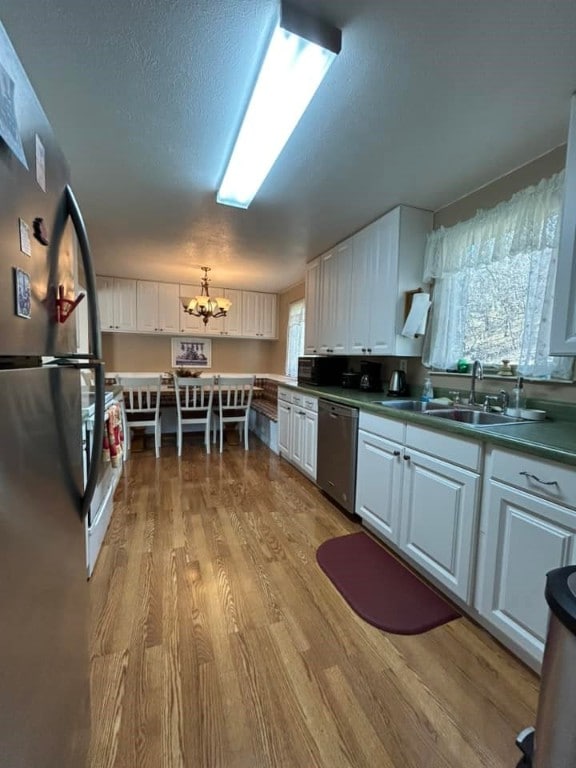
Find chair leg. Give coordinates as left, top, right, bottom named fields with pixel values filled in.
left=205, top=421, right=210, bottom=454
left=155, top=423, right=161, bottom=458
left=177, top=424, right=182, bottom=457
left=244, top=418, right=249, bottom=450
left=219, top=418, right=224, bottom=453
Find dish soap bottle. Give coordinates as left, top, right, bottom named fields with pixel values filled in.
left=421, top=375, right=434, bottom=406
left=508, top=376, right=526, bottom=417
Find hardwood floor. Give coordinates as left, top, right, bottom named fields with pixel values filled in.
left=89, top=435, right=539, bottom=768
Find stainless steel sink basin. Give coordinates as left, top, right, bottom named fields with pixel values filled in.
left=375, top=399, right=448, bottom=412
left=424, top=409, right=524, bottom=426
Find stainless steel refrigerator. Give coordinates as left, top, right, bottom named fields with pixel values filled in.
left=0, top=22, right=104, bottom=767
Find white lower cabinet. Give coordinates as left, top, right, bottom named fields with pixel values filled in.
left=476, top=448, right=576, bottom=665
left=355, top=415, right=481, bottom=602
left=399, top=447, right=480, bottom=601
left=356, top=428, right=403, bottom=544
left=278, top=388, right=318, bottom=480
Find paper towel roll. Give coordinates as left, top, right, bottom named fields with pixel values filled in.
left=401, top=292, right=431, bottom=338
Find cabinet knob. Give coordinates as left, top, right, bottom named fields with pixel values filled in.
left=393, top=450, right=401, bottom=457
left=367, top=348, right=372, bottom=353
left=403, top=454, right=411, bottom=461
left=362, top=347, right=366, bottom=353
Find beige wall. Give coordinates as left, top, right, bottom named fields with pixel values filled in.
left=102, top=333, right=275, bottom=374
left=434, top=145, right=566, bottom=229
left=268, top=282, right=305, bottom=374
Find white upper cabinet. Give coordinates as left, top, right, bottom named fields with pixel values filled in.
left=97, top=276, right=137, bottom=332
left=306, top=205, right=432, bottom=357
left=304, top=256, right=322, bottom=354
left=318, top=241, right=351, bottom=355
left=136, top=280, right=180, bottom=333
left=99, top=276, right=275, bottom=340
left=242, top=291, right=277, bottom=339
left=550, top=94, right=576, bottom=354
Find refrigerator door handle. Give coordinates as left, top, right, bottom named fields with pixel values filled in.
left=65, top=185, right=104, bottom=518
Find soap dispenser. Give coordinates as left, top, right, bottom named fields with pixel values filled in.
left=508, top=376, right=526, bottom=417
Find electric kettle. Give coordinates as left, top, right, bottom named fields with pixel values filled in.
left=388, top=370, right=408, bottom=396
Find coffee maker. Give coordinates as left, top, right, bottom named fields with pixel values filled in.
left=359, top=361, right=382, bottom=391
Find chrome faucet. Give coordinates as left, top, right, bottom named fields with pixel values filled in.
left=468, top=359, right=483, bottom=406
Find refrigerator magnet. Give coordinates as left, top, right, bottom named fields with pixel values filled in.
left=18, top=218, right=32, bottom=256
left=14, top=267, right=31, bottom=318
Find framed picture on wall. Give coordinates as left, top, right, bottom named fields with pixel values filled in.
left=171, top=337, right=212, bottom=368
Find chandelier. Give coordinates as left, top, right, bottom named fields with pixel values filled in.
left=180, top=267, right=232, bottom=325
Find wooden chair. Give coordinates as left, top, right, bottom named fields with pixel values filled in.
left=173, top=374, right=215, bottom=456
left=213, top=375, right=255, bottom=453
left=117, top=374, right=162, bottom=458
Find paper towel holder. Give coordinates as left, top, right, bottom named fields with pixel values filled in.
left=404, top=289, right=423, bottom=326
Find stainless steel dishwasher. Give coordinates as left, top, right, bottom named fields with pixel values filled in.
left=317, top=399, right=359, bottom=515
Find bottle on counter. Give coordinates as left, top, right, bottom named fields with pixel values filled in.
left=507, top=376, right=526, bottom=417
left=420, top=375, right=434, bottom=406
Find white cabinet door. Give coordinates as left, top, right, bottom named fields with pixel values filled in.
left=304, top=257, right=322, bottom=354
left=115, top=278, right=138, bottom=332
left=302, top=409, right=318, bottom=480
left=318, top=242, right=350, bottom=354
left=400, top=449, right=480, bottom=601
left=136, top=281, right=159, bottom=332
left=356, top=429, right=403, bottom=544
left=260, top=292, right=277, bottom=338
left=348, top=228, right=371, bottom=355
left=290, top=408, right=305, bottom=468
left=157, top=282, right=180, bottom=333
left=550, top=94, right=576, bottom=355
left=97, top=276, right=116, bottom=331
left=368, top=214, right=398, bottom=355
left=241, top=291, right=276, bottom=338
left=477, top=480, right=576, bottom=662
left=97, top=276, right=137, bottom=332
left=278, top=401, right=292, bottom=456
left=223, top=289, right=243, bottom=336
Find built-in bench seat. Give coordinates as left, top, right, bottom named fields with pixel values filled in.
left=249, top=378, right=279, bottom=452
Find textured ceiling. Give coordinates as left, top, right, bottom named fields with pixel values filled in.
left=2, top=0, right=576, bottom=291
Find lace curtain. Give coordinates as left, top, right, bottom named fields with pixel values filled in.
left=423, top=171, right=573, bottom=379
left=285, top=299, right=305, bottom=378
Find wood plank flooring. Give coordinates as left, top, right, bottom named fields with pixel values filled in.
left=89, top=435, right=539, bottom=768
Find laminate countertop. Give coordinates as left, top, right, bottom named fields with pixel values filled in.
left=278, top=383, right=576, bottom=467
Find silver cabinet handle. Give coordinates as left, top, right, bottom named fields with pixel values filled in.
left=519, top=471, right=559, bottom=487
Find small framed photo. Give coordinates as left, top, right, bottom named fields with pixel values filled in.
left=171, top=337, right=212, bottom=368
left=14, top=267, right=31, bottom=318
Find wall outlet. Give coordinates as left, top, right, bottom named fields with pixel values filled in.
left=399, top=359, right=408, bottom=374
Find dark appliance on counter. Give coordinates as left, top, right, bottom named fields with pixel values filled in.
left=298, top=355, right=347, bottom=386
left=388, top=369, right=408, bottom=396
left=341, top=371, right=361, bottom=389
left=359, top=360, right=382, bottom=391
left=317, top=399, right=359, bottom=516
left=515, top=565, right=576, bottom=768
left=0, top=22, right=103, bottom=766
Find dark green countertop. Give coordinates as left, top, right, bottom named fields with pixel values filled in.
left=279, top=383, right=576, bottom=467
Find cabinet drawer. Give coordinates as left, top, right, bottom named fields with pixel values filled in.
left=278, top=388, right=293, bottom=403
left=302, top=396, right=318, bottom=412
left=292, top=393, right=304, bottom=406
left=488, top=448, right=576, bottom=510
left=359, top=412, right=405, bottom=443
left=405, top=424, right=481, bottom=471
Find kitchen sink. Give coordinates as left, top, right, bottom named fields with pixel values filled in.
left=424, top=409, right=525, bottom=426
left=375, top=399, right=448, bottom=412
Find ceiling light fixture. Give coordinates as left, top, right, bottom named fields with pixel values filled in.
left=216, top=1, right=341, bottom=209
left=180, top=267, right=232, bottom=325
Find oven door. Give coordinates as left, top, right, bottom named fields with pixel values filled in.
left=84, top=406, right=122, bottom=577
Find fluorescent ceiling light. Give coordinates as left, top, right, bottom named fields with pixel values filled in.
left=217, top=2, right=341, bottom=209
